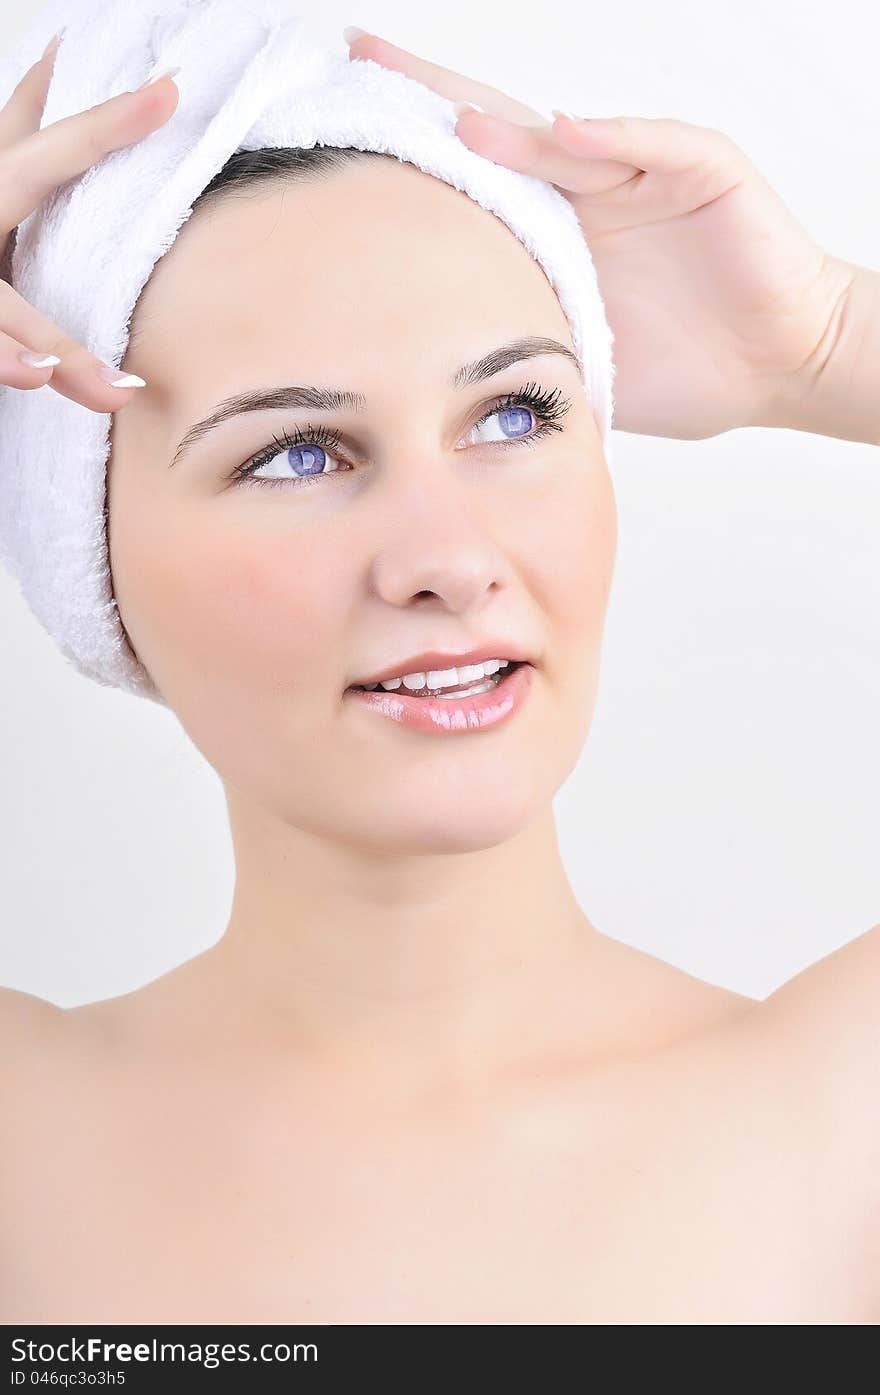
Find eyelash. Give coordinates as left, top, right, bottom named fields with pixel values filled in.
left=230, top=381, right=573, bottom=491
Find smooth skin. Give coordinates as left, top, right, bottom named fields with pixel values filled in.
left=0, top=29, right=877, bottom=1324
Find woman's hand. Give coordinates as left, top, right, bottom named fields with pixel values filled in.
left=0, top=34, right=179, bottom=413
left=345, top=28, right=859, bottom=442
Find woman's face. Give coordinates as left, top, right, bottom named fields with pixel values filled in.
left=108, top=156, right=617, bottom=854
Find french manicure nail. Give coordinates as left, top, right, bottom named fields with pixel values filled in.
left=19, top=350, right=61, bottom=368
left=95, top=363, right=147, bottom=389
left=134, top=64, right=182, bottom=92
left=551, top=109, right=582, bottom=121
left=343, top=26, right=369, bottom=44
left=454, top=101, right=486, bottom=117
left=40, top=31, right=63, bottom=64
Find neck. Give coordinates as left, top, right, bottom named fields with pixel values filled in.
left=188, top=791, right=611, bottom=1098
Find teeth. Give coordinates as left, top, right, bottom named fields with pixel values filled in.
left=361, top=658, right=513, bottom=693
left=435, top=676, right=498, bottom=700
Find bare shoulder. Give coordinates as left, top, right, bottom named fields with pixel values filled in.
left=0, top=987, right=71, bottom=1135
left=0, top=986, right=108, bottom=1098
left=759, top=921, right=880, bottom=1066
left=757, top=922, right=880, bottom=1313
left=757, top=919, right=880, bottom=1169
left=0, top=985, right=66, bottom=1059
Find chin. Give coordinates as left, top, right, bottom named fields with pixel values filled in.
left=351, top=779, right=545, bottom=856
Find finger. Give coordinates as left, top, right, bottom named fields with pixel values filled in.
left=0, top=75, right=179, bottom=239
left=452, top=111, right=643, bottom=197
left=345, top=28, right=548, bottom=129
left=0, top=31, right=62, bottom=151
left=0, top=325, right=61, bottom=386
left=551, top=113, right=745, bottom=177
left=0, top=280, right=146, bottom=412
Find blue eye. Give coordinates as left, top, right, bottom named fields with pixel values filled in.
left=232, top=381, right=572, bottom=490
left=247, top=437, right=344, bottom=487
left=468, top=404, right=536, bottom=444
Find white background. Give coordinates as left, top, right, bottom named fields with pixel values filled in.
left=1, top=0, right=878, bottom=1006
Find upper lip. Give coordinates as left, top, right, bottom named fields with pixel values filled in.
left=348, top=644, right=532, bottom=688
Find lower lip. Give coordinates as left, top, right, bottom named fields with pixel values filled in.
left=344, top=662, right=535, bottom=734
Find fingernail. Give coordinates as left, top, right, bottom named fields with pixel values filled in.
left=343, top=26, right=369, bottom=44
left=19, top=350, right=61, bottom=368
left=95, top=363, right=147, bottom=389
left=40, top=30, right=64, bottom=64
left=134, top=64, right=182, bottom=92
left=454, top=101, right=486, bottom=118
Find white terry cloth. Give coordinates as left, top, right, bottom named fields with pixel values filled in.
left=0, top=0, right=616, bottom=706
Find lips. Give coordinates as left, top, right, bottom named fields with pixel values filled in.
left=345, top=656, right=535, bottom=733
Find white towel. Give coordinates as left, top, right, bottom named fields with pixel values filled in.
left=0, top=0, right=615, bottom=705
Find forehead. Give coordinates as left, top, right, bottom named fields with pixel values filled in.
left=128, top=158, right=570, bottom=367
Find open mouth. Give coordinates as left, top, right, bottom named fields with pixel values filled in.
left=348, top=659, right=527, bottom=700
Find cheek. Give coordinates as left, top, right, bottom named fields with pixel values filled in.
left=116, top=503, right=345, bottom=698
left=529, top=456, right=617, bottom=645
left=217, top=534, right=344, bottom=684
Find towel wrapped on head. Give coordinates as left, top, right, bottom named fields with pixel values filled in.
left=0, top=0, right=615, bottom=705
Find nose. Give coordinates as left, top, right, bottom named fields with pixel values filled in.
left=365, top=468, right=515, bottom=612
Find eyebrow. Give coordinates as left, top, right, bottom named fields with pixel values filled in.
left=167, top=335, right=583, bottom=469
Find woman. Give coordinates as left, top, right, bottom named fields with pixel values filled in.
left=1, top=28, right=877, bottom=1323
